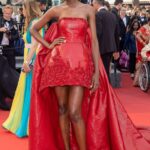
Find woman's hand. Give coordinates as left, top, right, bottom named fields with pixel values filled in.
left=90, top=71, right=100, bottom=93
left=48, top=37, right=66, bottom=49
left=22, top=61, right=32, bottom=73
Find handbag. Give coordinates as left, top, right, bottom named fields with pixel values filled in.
left=119, top=50, right=129, bottom=70
left=0, top=54, right=19, bottom=98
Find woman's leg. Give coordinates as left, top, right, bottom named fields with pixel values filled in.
left=133, top=62, right=142, bottom=86
left=68, top=86, right=86, bottom=150
left=54, top=86, right=70, bottom=150
left=129, top=53, right=136, bottom=74
left=132, top=53, right=136, bottom=74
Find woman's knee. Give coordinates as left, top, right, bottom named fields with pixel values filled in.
left=58, top=104, right=68, bottom=116
left=69, top=109, right=82, bottom=123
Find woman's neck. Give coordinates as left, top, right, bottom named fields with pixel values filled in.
left=65, top=0, right=80, bottom=7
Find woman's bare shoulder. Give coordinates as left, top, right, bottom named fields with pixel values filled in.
left=82, top=4, right=93, bottom=9
left=46, top=4, right=65, bottom=17
left=82, top=4, right=95, bottom=16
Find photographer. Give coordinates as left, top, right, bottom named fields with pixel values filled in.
left=0, top=5, right=19, bottom=68
left=0, top=5, right=19, bottom=110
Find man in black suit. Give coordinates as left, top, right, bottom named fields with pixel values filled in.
left=111, top=0, right=123, bottom=52
left=92, top=0, right=119, bottom=79
left=111, top=0, right=123, bottom=23
left=0, top=5, right=19, bottom=110
left=119, top=7, right=130, bottom=51
left=120, top=8, right=130, bottom=28
left=0, top=5, right=19, bottom=68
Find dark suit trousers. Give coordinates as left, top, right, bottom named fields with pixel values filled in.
left=101, top=52, right=113, bottom=81
left=0, top=46, right=15, bottom=109
left=129, top=53, right=136, bottom=74
left=2, top=46, right=16, bottom=69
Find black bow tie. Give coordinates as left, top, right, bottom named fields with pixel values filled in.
left=4, top=19, right=11, bottom=23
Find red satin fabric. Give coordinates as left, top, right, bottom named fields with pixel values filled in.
left=40, top=18, right=94, bottom=91
left=29, top=18, right=150, bottom=150
left=136, top=26, right=150, bottom=63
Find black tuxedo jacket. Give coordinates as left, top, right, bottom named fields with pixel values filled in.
left=120, top=16, right=130, bottom=37
left=96, top=8, right=119, bottom=55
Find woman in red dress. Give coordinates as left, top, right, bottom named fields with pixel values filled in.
left=133, top=19, right=150, bottom=86
left=29, top=0, right=150, bottom=150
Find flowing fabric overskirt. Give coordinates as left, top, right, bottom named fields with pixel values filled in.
left=29, top=23, right=150, bottom=150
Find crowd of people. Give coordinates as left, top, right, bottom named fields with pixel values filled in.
left=0, top=0, right=150, bottom=150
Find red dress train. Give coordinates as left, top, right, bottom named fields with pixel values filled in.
left=29, top=18, right=150, bottom=150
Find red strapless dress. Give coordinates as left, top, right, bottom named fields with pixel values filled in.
left=39, top=18, right=94, bottom=91
left=29, top=18, right=150, bottom=150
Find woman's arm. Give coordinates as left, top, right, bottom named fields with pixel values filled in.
left=25, top=36, right=39, bottom=63
left=22, top=20, right=43, bottom=73
left=22, top=36, right=40, bottom=73
left=88, top=6, right=100, bottom=91
left=136, top=26, right=149, bottom=46
left=30, top=6, right=59, bottom=49
left=136, top=31, right=147, bottom=46
left=88, top=6, right=100, bottom=74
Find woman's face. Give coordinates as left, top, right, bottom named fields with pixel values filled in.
left=133, top=22, right=139, bottom=30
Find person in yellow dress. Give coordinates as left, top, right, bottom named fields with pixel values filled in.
left=2, top=0, right=45, bottom=137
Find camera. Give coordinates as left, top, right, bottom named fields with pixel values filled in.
left=4, top=22, right=15, bottom=39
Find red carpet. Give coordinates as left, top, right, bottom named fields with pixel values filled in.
left=0, top=73, right=150, bottom=150
left=114, top=73, right=150, bottom=127
left=0, top=111, right=28, bottom=150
